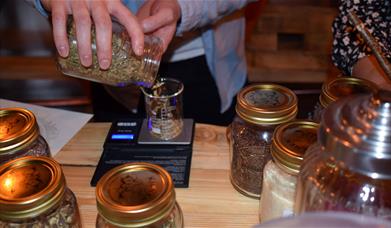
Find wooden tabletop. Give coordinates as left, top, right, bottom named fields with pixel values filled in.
left=55, top=122, right=259, bottom=228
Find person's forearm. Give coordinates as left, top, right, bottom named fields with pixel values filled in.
left=352, top=55, right=391, bottom=90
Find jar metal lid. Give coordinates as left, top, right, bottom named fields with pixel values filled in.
left=96, top=162, right=175, bottom=227
left=236, top=84, right=298, bottom=125
left=320, top=90, right=391, bottom=179
left=271, top=120, right=319, bottom=175
left=0, top=108, right=40, bottom=155
left=320, top=77, right=377, bottom=108
left=0, top=156, right=65, bottom=220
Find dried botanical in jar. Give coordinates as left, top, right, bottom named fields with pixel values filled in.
left=259, top=120, right=318, bottom=222
left=309, top=76, right=377, bottom=122
left=57, top=18, right=163, bottom=88
left=228, top=84, right=298, bottom=199
left=0, top=156, right=81, bottom=227
left=95, top=162, right=184, bottom=227
left=0, top=108, right=50, bottom=165
left=141, top=78, right=184, bottom=140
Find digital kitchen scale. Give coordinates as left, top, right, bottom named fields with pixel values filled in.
left=90, top=118, right=195, bottom=188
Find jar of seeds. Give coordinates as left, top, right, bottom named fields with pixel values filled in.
left=0, top=156, right=81, bottom=227
left=228, top=84, right=298, bottom=199
left=310, top=76, right=377, bottom=122
left=96, top=162, right=184, bottom=228
left=259, top=120, right=318, bottom=222
left=0, top=108, right=50, bottom=165
left=57, top=18, right=163, bottom=88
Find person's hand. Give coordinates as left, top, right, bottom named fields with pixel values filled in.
left=136, top=0, right=181, bottom=52
left=40, top=0, right=144, bottom=69
left=353, top=55, right=391, bottom=91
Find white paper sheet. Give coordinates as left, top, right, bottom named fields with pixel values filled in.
left=0, top=99, right=93, bottom=156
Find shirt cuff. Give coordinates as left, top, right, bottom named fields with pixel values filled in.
left=34, top=0, right=50, bottom=18
left=175, top=0, right=202, bottom=36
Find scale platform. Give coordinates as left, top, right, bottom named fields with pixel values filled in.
left=90, top=118, right=195, bottom=188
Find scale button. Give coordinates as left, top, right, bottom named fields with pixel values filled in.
left=117, top=122, right=137, bottom=127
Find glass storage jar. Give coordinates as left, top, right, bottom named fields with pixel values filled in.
left=228, top=83, right=298, bottom=199
left=0, top=156, right=81, bottom=227
left=310, top=76, right=377, bottom=122
left=295, top=90, right=391, bottom=220
left=0, top=108, right=50, bottom=165
left=259, top=120, right=318, bottom=222
left=57, top=18, right=163, bottom=88
left=96, top=162, right=184, bottom=228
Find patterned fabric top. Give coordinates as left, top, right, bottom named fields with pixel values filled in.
left=332, top=0, right=391, bottom=76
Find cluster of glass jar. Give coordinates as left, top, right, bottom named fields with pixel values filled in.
left=0, top=108, right=184, bottom=227
left=229, top=78, right=391, bottom=224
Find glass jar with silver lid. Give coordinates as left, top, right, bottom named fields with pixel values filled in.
left=296, top=90, right=391, bottom=220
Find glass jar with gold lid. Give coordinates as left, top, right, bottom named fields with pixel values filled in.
left=95, top=162, right=184, bottom=228
left=259, top=120, right=319, bottom=222
left=0, top=156, right=81, bottom=227
left=228, top=83, right=298, bottom=199
left=311, top=76, right=377, bottom=122
left=0, top=108, right=50, bottom=165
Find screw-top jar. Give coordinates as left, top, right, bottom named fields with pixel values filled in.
left=310, top=77, right=377, bottom=122
left=0, top=156, right=81, bottom=227
left=296, top=90, right=391, bottom=220
left=57, top=18, right=163, bottom=88
left=228, top=83, right=298, bottom=198
left=0, top=108, right=50, bottom=165
left=96, top=162, right=184, bottom=227
left=259, top=120, right=318, bottom=222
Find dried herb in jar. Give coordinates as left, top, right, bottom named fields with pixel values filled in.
left=57, top=19, right=162, bottom=87
left=230, top=120, right=274, bottom=197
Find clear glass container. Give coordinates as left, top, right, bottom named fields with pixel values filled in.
left=295, top=90, right=391, bottom=220
left=95, top=162, right=184, bottom=228
left=310, top=76, right=377, bottom=122
left=0, top=156, right=81, bottom=227
left=140, top=77, right=184, bottom=140
left=228, top=84, right=298, bottom=199
left=259, top=120, right=318, bottom=222
left=0, top=108, right=50, bottom=165
left=57, top=18, right=163, bottom=88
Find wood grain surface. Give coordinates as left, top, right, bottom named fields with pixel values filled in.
left=56, top=123, right=260, bottom=228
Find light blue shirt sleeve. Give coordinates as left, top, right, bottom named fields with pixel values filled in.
left=175, top=0, right=255, bottom=112
left=176, top=0, right=253, bottom=35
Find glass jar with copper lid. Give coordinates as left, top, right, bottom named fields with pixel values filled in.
left=295, top=90, right=391, bottom=220
left=0, top=156, right=81, bottom=227
left=310, top=77, right=377, bottom=122
left=0, top=108, right=50, bottom=165
left=228, top=83, right=298, bottom=199
left=95, top=162, right=183, bottom=228
left=259, top=120, right=319, bottom=222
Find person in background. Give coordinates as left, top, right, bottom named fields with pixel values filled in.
left=27, top=0, right=259, bottom=125
left=332, top=0, right=391, bottom=90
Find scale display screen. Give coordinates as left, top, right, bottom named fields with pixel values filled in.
left=111, top=134, right=134, bottom=140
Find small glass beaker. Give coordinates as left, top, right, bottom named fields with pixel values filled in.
left=141, top=78, right=184, bottom=140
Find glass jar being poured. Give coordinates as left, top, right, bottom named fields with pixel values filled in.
left=57, top=18, right=163, bottom=88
